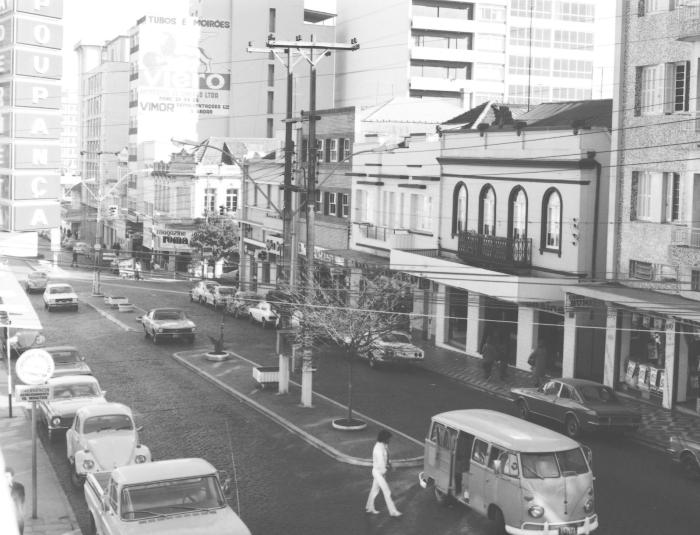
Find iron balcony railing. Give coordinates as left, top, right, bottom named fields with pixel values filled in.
left=672, top=227, right=700, bottom=248
left=677, top=2, right=700, bottom=42
left=457, top=232, right=532, bottom=268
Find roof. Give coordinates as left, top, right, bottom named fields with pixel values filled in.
left=196, top=137, right=282, bottom=165
left=441, top=101, right=529, bottom=130
left=360, top=97, right=464, bottom=125
left=75, top=402, right=132, bottom=419
left=47, top=375, right=99, bottom=386
left=113, top=458, right=217, bottom=485
left=518, top=99, right=613, bottom=129
left=149, top=307, right=186, bottom=313
left=432, top=410, right=579, bottom=452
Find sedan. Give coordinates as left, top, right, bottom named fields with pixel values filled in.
left=668, top=435, right=700, bottom=479
left=73, top=241, right=90, bottom=255
left=248, top=301, right=278, bottom=328
left=44, top=346, right=92, bottom=378
left=24, top=271, right=49, bottom=293
left=190, top=280, right=220, bottom=303
left=362, top=331, right=425, bottom=369
left=43, top=283, right=79, bottom=312
left=40, top=375, right=107, bottom=441
left=511, top=378, right=641, bottom=438
left=204, top=285, right=237, bottom=309
left=141, top=308, right=196, bottom=345
left=66, top=402, right=151, bottom=486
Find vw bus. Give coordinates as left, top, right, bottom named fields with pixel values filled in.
left=418, top=410, right=598, bottom=535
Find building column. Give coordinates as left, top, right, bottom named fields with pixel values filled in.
left=466, top=293, right=483, bottom=355
left=562, top=308, right=577, bottom=378
left=435, top=284, right=446, bottom=347
left=663, top=319, right=676, bottom=410
left=618, top=310, right=631, bottom=384
left=603, top=305, right=618, bottom=388
left=516, top=307, right=537, bottom=370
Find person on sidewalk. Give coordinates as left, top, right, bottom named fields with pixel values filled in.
left=528, top=340, right=549, bottom=388
left=480, top=335, right=498, bottom=380
left=365, top=429, right=402, bottom=518
left=134, top=260, right=142, bottom=281
left=496, top=339, right=509, bottom=380
left=6, top=467, right=25, bottom=535
left=71, top=250, right=78, bottom=268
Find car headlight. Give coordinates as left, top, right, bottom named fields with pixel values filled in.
left=156, top=328, right=163, bottom=333
left=135, top=455, right=147, bottom=464
left=51, top=417, right=61, bottom=426
left=528, top=505, right=545, bottom=518
left=584, top=499, right=595, bottom=513
left=82, top=459, right=95, bottom=470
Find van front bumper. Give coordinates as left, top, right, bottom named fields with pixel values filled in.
left=508, top=514, right=598, bottom=535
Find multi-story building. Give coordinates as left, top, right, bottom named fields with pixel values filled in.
left=60, top=89, right=79, bottom=179
left=564, top=1, right=700, bottom=412
left=352, top=99, right=612, bottom=379
left=73, top=36, right=130, bottom=246
left=334, top=0, right=613, bottom=108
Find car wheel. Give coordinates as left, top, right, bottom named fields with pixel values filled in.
left=490, top=506, right=507, bottom=535
left=152, top=334, right=159, bottom=345
left=70, top=466, right=84, bottom=488
left=564, top=414, right=581, bottom=438
left=516, top=399, right=529, bottom=420
left=143, top=326, right=149, bottom=338
left=681, top=453, right=700, bottom=479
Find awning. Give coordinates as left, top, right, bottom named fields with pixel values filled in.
left=564, top=283, right=700, bottom=324
left=323, top=249, right=390, bottom=269
left=0, top=269, right=42, bottom=330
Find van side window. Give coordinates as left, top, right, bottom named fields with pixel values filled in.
left=488, top=446, right=504, bottom=470
left=430, top=422, right=444, bottom=443
left=472, top=439, right=489, bottom=465
left=501, top=452, right=519, bottom=477
left=430, top=423, right=457, bottom=449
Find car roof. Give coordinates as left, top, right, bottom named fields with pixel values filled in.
left=432, top=410, right=580, bottom=453
left=150, top=307, right=185, bottom=313
left=47, top=283, right=72, bottom=288
left=112, top=458, right=217, bottom=485
left=553, top=378, right=609, bottom=389
left=28, top=271, right=48, bottom=277
left=76, top=402, right=132, bottom=419
left=47, top=375, right=99, bottom=386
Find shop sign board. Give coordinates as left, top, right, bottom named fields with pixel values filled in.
left=15, top=384, right=50, bottom=402
left=15, top=348, right=54, bottom=385
left=13, top=201, right=60, bottom=230
left=154, top=227, right=193, bottom=251
left=11, top=172, right=60, bottom=200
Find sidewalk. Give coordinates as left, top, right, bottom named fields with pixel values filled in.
left=0, top=364, right=80, bottom=535
left=415, top=342, right=700, bottom=451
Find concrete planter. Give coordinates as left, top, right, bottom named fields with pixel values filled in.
left=331, top=418, right=368, bottom=431
left=204, top=351, right=231, bottom=362
left=117, top=303, right=135, bottom=313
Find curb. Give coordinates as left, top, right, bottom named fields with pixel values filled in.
left=172, top=352, right=424, bottom=468
left=82, top=299, right=139, bottom=332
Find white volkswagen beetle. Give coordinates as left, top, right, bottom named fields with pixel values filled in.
left=66, top=402, right=151, bottom=487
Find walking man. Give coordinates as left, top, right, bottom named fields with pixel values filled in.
left=71, top=250, right=78, bottom=268
left=134, top=260, right=142, bottom=281
left=481, top=334, right=498, bottom=380
left=6, top=467, right=25, bottom=534
left=365, top=429, right=402, bottom=517
left=529, top=340, right=549, bottom=387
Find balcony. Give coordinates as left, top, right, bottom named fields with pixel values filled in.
left=672, top=227, right=700, bottom=248
left=457, top=232, right=532, bottom=268
left=677, top=3, right=700, bottom=42
left=354, top=223, right=420, bottom=249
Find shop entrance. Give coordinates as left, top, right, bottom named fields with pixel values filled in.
left=537, top=311, right=564, bottom=377
left=481, top=297, right=518, bottom=365
left=445, top=287, right=468, bottom=350
left=573, top=303, right=606, bottom=383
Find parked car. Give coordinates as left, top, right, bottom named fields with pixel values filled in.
left=361, top=331, right=425, bottom=369
left=668, top=435, right=700, bottom=479
left=44, top=346, right=92, bottom=377
left=2, top=329, right=46, bottom=358
left=43, top=283, right=79, bottom=312
left=73, top=242, right=90, bottom=255
left=40, top=375, right=107, bottom=441
left=510, top=378, right=641, bottom=438
left=248, top=301, right=278, bottom=328
left=66, top=402, right=151, bottom=487
left=140, top=308, right=196, bottom=345
left=204, top=285, right=237, bottom=309
left=24, top=271, right=49, bottom=293
left=226, top=290, right=258, bottom=319
left=190, top=280, right=220, bottom=303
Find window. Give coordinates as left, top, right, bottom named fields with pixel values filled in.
left=509, top=56, right=550, bottom=77
left=413, top=2, right=474, bottom=19
left=509, top=187, right=527, bottom=239
left=488, top=446, right=505, bottom=470
left=410, top=60, right=472, bottom=80
left=413, top=31, right=473, bottom=50
left=203, top=188, right=216, bottom=214
left=641, top=0, right=673, bottom=15
left=475, top=33, right=504, bottom=52
left=511, top=0, right=552, bottom=18
left=510, top=27, right=551, bottom=48
left=630, top=260, right=653, bottom=280
left=638, top=64, right=664, bottom=114
left=551, top=87, right=592, bottom=101
left=316, top=139, right=324, bottom=162
left=552, top=59, right=593, bottom=78
left=632, top=171, right=653, bottom=220
left=328, top=139, right=338, bottom=162
left=267, top=64, right=274, bottom=86
left=479, top=185, right=496, bottom=235
left=663, top=172, right=680, bottom=222
left=355, top=189, right=368, bottom=221
left=557, top=1, right=595, bottom=22
left=341, top=193, right=349, bottom=217
left=559, top=385, right=573, bottom=399
left=508, top=84, right=549, bottom=105
left=324, top=192, right=337, bottom=215
left=268, top=8, right=276, bottom=32
left=338, top=138, right=346, bottom=161
left=314, top=189, right=321, bottom=212
left=266, top=118, right=273, bottom=138
left=472, top=439, right=489, bottom=465
left=267, top=91, right=274, bottom=114
left=344, top=139, right=351, bottom=160
left=452, top=182, right=468, bottom=235
left=410, top=194, right=433, bottom=232
left=477, top=4, right=506, bottom=21
left=542, top=188, right=562, bottom=251
left=225, top=188, right=238, bottom=213
left=476, top=63, right=504, bottom=81
left=666, top=61, right=689, bottom=113
left=691, top=270, right=700, bottom=291
left=553, top=30, right=593, bottom=50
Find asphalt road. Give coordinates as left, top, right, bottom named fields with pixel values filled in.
left=15, top=261, right=700, bottom=534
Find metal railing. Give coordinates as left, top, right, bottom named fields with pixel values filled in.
left=677, top=2, right=700, bottom=41
left=354, top=222, right=414, bottom=248
left=457, top=232, right=532, bottom=268
left=672, top=227, right=700, bottom=248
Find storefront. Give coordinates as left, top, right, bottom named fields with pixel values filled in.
left=619, top=311, right=667, bottom=405
left=445, top=287, right=468, bottom=350
left=152, top=225, right=195, bottom=273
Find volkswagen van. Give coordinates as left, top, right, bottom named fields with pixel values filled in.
left=418, top=409, right=598, bottom=535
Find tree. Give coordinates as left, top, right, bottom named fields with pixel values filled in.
left=189, top=219, right=240, bottom=266
left=288, top=273, right=412, bottom=426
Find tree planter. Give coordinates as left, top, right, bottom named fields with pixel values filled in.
left=204, top=351, right=230, bottom=362
left=253, top=366, right=279, bottom=389
left=332, top=418, right=367, bottom=431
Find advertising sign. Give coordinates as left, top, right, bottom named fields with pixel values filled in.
left=15, top=17, right=63, bottom=49
left=154, top=227, right=193, bottom=251
left=12, top=79, right=61, bottom=109
left=15, top=0, right=63, bottom=19
left=13, top=202, right=59, bottom=230
left=12, top=144, right=60, bottom=168
left=14, top=49, right=62, bottom=79
left=12, top=111, right=61, bottom=139
left=15, top=384, right=51, bottom=402
left=12, top=172, right=61, bottom=200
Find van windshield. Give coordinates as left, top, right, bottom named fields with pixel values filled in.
left=521, top=448, right=588, bottom=479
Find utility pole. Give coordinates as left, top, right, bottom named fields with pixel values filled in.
left=266, top=34, right=359, bottom=407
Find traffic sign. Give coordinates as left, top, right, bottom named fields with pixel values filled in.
left=15, top=384, right=50, bottom=402
left=15, top=348, right=54, bottom=385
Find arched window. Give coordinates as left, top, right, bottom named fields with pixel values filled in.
left=508, top=187, right=528, bottom=239
left=452, top=182, right=468, bottom=235
left=541, top=188, right=562, bottom=254
left=479, top=185, right=496, bottom=235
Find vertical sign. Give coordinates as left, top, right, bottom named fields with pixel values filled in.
left=0, top=0, right=63, bottom=238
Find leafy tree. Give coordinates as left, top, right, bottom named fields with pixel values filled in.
left=189, top=220, right=239, bottom=264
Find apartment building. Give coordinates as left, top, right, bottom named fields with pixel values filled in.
left=334, top=0, right=613, bottom=108
left=564, top=0, right=700, bottom=412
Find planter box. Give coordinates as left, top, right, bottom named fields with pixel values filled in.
left=106, top=296, right=130, bottom=308
left=253, top=366, right=279, bottom=389
left=117, top=303, right=135, bottom=313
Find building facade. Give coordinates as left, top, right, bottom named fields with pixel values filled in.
left=564, top=0, right=700, bottom=412
left=334, top=0, right=613, bottom=108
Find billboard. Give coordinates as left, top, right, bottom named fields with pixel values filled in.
left=136, top=7, right=232, bottom=143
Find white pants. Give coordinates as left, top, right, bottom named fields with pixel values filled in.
left=365, top=469, right=399, bottom=514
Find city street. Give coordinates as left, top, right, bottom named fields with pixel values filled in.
left=17, top=268, right=699, bottom=534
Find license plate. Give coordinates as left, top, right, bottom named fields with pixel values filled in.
left=559, top=527, right=577, bottom=535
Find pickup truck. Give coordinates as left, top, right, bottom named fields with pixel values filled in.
left=84, top=458, right=251, bottom=535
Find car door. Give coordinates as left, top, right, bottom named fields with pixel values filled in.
left=530, top=381, right=561, bottom=417
left=66, top=414, right=80, bottom=460
left=553, top=384, right=577, bottom=423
